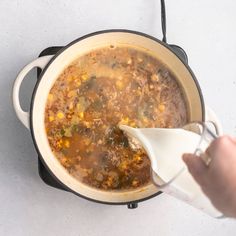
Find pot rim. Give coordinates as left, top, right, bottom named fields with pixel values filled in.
left=29, top=29, right=205, bottom=205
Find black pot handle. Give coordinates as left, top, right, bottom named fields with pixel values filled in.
left=127, top=202, right=138, bottom=209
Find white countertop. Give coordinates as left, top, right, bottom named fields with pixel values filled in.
left=1, top=0, right=236, bottom=235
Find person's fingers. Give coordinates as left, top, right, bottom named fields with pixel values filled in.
left=205, top=140, right=217, bottom=158
left=228, top=136, right=236, bottom=144
left=206, top=136, right=235, bottom=159
left=182, top=154, right=208, bottom=186
left=199, top=152, right=212, bottom=166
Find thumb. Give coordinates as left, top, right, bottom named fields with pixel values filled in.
left=182, top=154, right=208, bottom=186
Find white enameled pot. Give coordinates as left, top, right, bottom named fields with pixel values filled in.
left=12, top=30, right=222, bottom=205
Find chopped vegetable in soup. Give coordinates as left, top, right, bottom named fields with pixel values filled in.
left=45, top=46, right=188, bottom=190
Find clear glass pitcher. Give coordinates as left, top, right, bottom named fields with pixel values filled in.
left=120, top=122, right=224, bottom=217
left=150, top=122, right=223, bottom=218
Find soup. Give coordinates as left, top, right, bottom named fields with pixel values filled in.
left=45, top=46, right=188, bottom=190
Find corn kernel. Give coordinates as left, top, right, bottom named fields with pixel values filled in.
left=49, top=116, right=54, bottom=122
left=61, top=157, right=67, bottom=164
left=120, top=117, right=129, bottom=124
left=56, top=139, right=63, bottom=148
left=48, top=93, right=53, bottom=101
left=81, top=74, right=88, bottom=81
left=67, top=75, right=74, bottom=82
left=64, top=140, right=70, bottom=148
left=137, top=90, right=142, bottom=96
left=79, top=112, right=84, bottom=119
left=132, top=180, right=139, bottom=187
left=115, top=80, right=124, bottom=90
left=57, top=112, right=64, bottom=119
left=67, top=90, right=76, bottom=98
left=151, top=74, right=159, bottom=82
left=106, top=176, right=113, bottom=187
left=75, top=79, right=81, bottom=87
left=158, top=104, right=165, bottom=112
left=83, top=121, right=92, bottom=128
left=124, top=117, right=129, bottom=122
left=119, top=162, right=128, bottom=170
left=127, top=58, right=132, bottom=65
left=129, top=121, right=136, bottom=127
left=142, top=117, right=148, bottom=124
left=134, top=155, right=143, bottom=164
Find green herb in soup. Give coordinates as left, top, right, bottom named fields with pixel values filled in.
left=45, top=46, right=188, bottom=190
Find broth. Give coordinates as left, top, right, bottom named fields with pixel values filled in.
left=45, top=46, right=188, bottom=190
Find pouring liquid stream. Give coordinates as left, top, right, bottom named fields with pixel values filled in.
left=119, top=125, right=202, bottom=186
left=119, top=125, right=222, bottom=217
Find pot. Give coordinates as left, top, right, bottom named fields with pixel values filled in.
left=12, top=30, right=222, bottom=205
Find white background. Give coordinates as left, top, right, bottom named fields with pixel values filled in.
left=0, top=0, right=236, bottom=235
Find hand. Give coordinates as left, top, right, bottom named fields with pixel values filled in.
left=182, top=135, right=236, bottom=218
